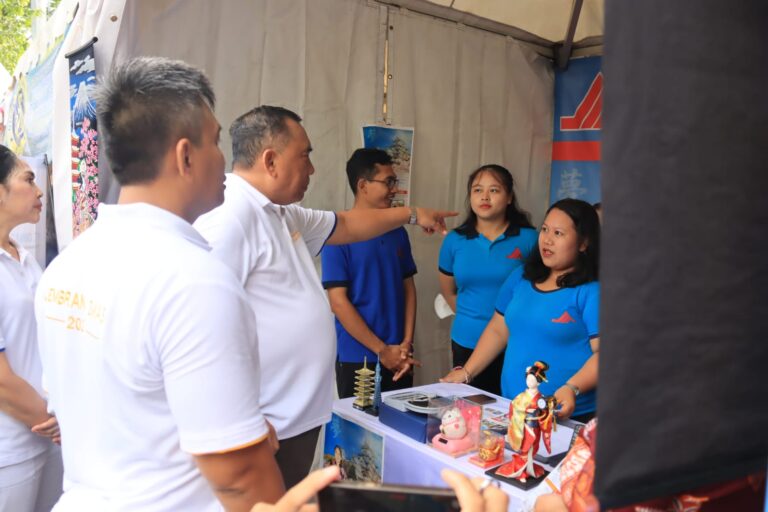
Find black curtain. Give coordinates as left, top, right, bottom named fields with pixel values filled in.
left=597, top=0, right=768, bottom=507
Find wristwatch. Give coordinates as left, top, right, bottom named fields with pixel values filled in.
left=408, top=207, right=418, bottom=225
left=565, top=382, right=581, bottom=396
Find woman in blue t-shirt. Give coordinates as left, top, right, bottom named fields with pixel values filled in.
left=442, top=199, right=600, bottom=422
left=438, top=164, right=536, bottom=395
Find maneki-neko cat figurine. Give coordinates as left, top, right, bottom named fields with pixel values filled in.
left=439, top=407, right=467, bottom=438
left=430, top=398, right=482, bottom=457
left=491, top=361, right=556, bottom=487
left=469, top=430, right=505, bottom=468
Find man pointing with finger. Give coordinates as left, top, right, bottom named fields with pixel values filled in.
left=195, top=105, right=456, bottom=488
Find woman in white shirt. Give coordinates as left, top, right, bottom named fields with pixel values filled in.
left=0, top=145, right=62, bottom=511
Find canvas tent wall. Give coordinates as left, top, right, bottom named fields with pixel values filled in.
left=44, top=0, right=574, bottom=384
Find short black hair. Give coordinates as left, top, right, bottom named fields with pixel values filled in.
left=524, top=198, right=600, bottom=287
left=95, top=57, right=215, bottom=186
left=345, top=148, right=393, bottom=194
left=0, top=145, right=18, bottom=185
left=229, top=106, right=302, bottom=168
left=455, top=164, right=533, bottom=238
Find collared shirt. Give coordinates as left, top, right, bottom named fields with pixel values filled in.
left=321, top=227, right=417, bottom=362
left=35, top=203, right=268, bottom=512
left=195, top=173, right=337, bottom=439
left=438, top=227, right=538, bottom=349
left=495, top=267, right=600, bottom=416
left=0, top=238, right=48, bottom=467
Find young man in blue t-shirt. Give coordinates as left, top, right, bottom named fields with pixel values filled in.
left=321, top=149, right=419, bottom=398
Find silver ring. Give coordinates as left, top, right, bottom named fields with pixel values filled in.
left=477, top=478, right=497, bottom=494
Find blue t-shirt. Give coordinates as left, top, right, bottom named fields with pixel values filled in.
left=495, top=267, right=600, bottom=416
left=321, top=227, right=417, bottom=363
left=438, top=227, right=537, bottom=349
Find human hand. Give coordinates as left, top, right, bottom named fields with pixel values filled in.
left=392, top=352, right=422, bottom=382
left=533, top=493, right=569, bottom=512
left=378, top=344, right=408, bottom=372
left=440, top=469, right=508, bottom=512
left=31, top=415, right=61, bottom=445
left=554, top=386, right=576, bottom=419
left=266, top=421, right=280, bottom=454
left=414, top=207, right=459, bottom=235
left=250, top=465, right=340, bottom=512
left=439, top=367, right=469, bottom=384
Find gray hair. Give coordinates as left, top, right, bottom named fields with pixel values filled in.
left=95, top=56, right=216, bottom=185
left=229, top=105, right=302, bottom=168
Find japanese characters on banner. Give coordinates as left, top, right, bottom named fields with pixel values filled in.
left=362, top=125, right=414, bottom=207
left=67, top=38, right=99, bottom=238
left=550, top=57, right=602, bottom=205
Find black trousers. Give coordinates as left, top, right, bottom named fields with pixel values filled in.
left=451, top=340, right=504, bottom=396
left=336, top=360, right=413, bottom=399
left=274, top=426, right=321, bottom=489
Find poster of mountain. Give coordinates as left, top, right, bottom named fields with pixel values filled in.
left=67, top=38, right=99, bottom=238
left=323, top=413, right=383, bottom=483
left=362, top=125, right=414, bottom=207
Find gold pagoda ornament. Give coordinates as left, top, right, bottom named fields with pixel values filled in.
left=352, top=357, right=376, bottom=411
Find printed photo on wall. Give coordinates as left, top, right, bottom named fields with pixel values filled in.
left=66, top=38, right=100, bottom=238
left=323, top=413, right=384, bottom=483
left=362, top=125, right=414, bottom=207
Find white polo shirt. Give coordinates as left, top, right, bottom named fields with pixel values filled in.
left=0, top=239, right=49, bottom=468
left=195, top=173, right=337, bottom=439
left=35, top=203, right=269, bottom=512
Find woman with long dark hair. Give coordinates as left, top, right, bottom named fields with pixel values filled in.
left=442, top=199, right=600, bottom=422
left=438, top=164, right=536, bottom=395
left=0, top=145, right=62, bottom=510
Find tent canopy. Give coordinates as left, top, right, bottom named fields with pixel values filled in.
left=378, top=0, right=604, bottom=63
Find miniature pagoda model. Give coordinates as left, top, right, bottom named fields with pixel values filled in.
left=352, top=357, right=376, bottom=411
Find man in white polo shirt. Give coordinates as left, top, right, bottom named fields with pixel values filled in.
left=35, top=57, right=284, bottom=511
left=195, top=105, right=456, bottom=487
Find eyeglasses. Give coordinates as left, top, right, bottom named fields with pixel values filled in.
left=367, top=177, right=399, bottom=190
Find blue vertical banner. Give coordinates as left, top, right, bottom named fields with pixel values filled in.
left=66, top=38, right=99, bottom=238
left=550, top=57, right=602, bottom=205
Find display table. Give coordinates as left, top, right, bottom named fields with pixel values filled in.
left=332, top=383, right=577, bottom=512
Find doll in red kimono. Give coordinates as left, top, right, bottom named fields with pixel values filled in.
left=495, top=361, right=556, bottom=482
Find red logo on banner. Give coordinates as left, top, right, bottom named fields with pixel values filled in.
left=506, top=248, right=523, bottom=260
left=560, top=72, right=603, bottom=131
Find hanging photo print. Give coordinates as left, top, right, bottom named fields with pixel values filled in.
left=362, top=125, right=414, bottom=207
left=66, top=37, right=99, bottom=238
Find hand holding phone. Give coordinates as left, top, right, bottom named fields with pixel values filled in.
left=250, top=466, right=509, bottom=512
left=318, top=481, right=460, bottom=512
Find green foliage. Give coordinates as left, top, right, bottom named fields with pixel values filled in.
left=46, top=0, right=61, bottom=18
left=0, top=0, right=41, bottom=73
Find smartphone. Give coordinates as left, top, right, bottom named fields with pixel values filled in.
left=462, top=393, right=497, bottom=405
left=318, top=481, right=460, bottom=512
